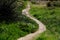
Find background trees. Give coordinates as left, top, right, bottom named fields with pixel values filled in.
left=0, top=0, right=38, bottom=40
left=0, top=0, right=16, bottom=22
left=0, top=0, right=25, bottom=23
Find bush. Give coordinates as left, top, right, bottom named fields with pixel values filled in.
left=0, top=19, right=38, bottom=40
left=0, top=0, right=39, bottom=40
left=53, top=1, right=60, bottom=7
left=47, top=1, right=60, bottom=7
left=30, top=0, right=40, bottom=4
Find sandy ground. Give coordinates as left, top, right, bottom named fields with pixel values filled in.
left=17, top=3, right=46, bottom=40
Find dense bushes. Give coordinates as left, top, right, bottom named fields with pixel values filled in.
left=0, top=0, right=38, bottom=40
left=30, top=0, right=40, bottom=4
left=47, top=1, right=60, bottom=7
left=0, top=16, right=38, bottom=40
left=0, top=13, right=38, bottom=40
left=53, top=1, right=60, bottom=7
left=0, top=21, right=38, bottom=40
left=0, top=23, right=28, bottom=40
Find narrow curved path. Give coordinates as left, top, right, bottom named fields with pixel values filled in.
left=17, top=3, right=46, bottom=40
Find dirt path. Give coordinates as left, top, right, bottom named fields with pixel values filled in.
left=17, top=3, right=46, bottom=40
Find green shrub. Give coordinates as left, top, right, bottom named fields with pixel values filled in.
left=0, top=0, right=38, bottom=40
left=0, top=19, right=38, bottom=40
left=53, top=1, right=60, bottom=7
left=47, top=1, right=60, bottom=7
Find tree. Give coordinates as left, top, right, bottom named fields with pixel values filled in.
left=0, top=0, right=25, bottom=23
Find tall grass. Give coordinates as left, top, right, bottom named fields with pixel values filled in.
left=29, top=5, right=60, bottom=40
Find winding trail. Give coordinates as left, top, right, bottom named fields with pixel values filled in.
left=17, top=3, right=46, bottom=40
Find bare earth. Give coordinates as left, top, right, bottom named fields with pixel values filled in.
left=17, top=3, right=46, bottom=40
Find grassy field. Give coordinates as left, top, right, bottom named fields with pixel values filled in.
left=30, top=4, right=60, bottom=40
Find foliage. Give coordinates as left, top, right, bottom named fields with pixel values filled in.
left=30, top=0, right=39, bottom=4
left=24, top=0, right=29, bottom=1
left=0, top=16, right=38, bottom=40
left=53, top=1, right=60, bottom=7
left=47, top=1, right=60, bottom=7
left=0, top=0, right=25, bottom=23
left=0, top=0, right=17, bottom=22
left=35, top=30, right=59, bottom=40
left=0, top=23, right=27, bottom=40
left=0, top=0, right=38, bottom=40
left=30, top=5, right=60, bottom=40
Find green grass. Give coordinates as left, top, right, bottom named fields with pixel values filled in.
left=0, top=16, right=38, bottom=40
left=29, top=4, right=60, bottom=40
left=0, top=22, right=27, bottom=40
left=35, top=30, right=59, bottom=40
left=0, top=2, right=38, bottom=40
